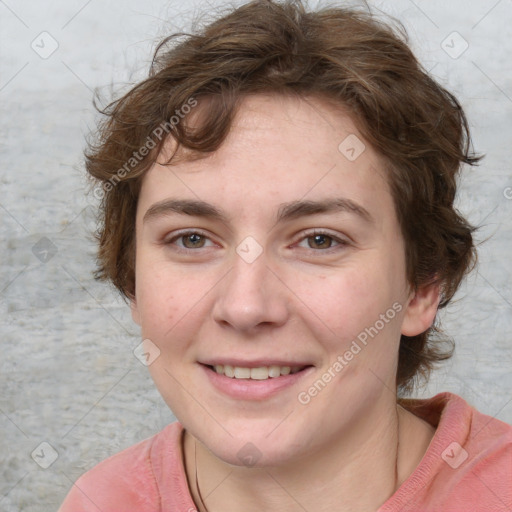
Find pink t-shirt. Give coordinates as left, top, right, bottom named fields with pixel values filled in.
left=58, top=392, right=512, bottom=511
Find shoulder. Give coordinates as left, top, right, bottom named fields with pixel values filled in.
left=455, top=393, right=512, bottom=499
left=432, top=392, right=512, bottom=509
left=431, top=392, right=512, bottom=466
left=382, top=392, right=512, bottom=511
left=58, top=422, right=184, bottom=512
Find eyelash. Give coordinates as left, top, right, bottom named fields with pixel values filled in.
left=295, top=229, right=348, bottom=253
left=164, top=229, right=349, bottom=254
left=164, top=230, right=216, bottom=252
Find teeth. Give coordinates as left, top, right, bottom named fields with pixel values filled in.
left=268, top=365, right=281, bottom=378
left=234, top=367, right=251, bottom=379
left=223, top=364, right=235, bottom=378
left=211, top=364, right=304, bottom=379
left=250, top=367, right=269, bottom=380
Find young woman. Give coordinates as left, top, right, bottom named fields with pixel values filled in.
left=59, top=1, right=512, bottom=510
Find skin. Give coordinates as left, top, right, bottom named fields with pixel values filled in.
left=131, top=93, right=439, bottom=511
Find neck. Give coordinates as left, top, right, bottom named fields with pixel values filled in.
left=182, top=400, right=434, bottom=512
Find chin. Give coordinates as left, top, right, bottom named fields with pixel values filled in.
left=192, top=420, right=309, bottom=469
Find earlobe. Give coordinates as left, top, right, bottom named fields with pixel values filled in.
left=130, top=298, right=141, bottom=326
left=401, top=282, right=441, bottom=337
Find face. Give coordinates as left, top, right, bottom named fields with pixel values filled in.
left=131, top=94, right=436, bottom=467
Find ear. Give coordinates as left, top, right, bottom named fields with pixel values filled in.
left=401, top=282, right=441, bottom=337
left=130, top=297, right=141, bottom=326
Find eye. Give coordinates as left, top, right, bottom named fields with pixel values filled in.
left=165, top=230, right=216, bottom=250
left=296, top=230, right=347, bottom=251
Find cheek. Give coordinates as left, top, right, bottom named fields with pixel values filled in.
left=291, top=267, right=383, bottom=339
left=135, top=263, right=206, bottom=339
left=287, top=259, right=404, bottom=367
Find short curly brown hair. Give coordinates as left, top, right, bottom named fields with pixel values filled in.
left=85, top=0, right=481, bottom=394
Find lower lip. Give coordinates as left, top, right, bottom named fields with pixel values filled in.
left=201, top=364, right=314, bottom=400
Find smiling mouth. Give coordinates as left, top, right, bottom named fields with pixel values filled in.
left=205, top=364, right=312, bottom=380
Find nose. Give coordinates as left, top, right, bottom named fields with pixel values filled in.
left=212, top=251, right=290, bottom=333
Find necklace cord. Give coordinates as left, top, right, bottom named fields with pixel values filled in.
left=195, top=438, right=209, bottom=512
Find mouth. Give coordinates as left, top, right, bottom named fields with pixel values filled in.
left=199, top=361, right=315, bottom=400
left=204, top=363, right=311, bottom=380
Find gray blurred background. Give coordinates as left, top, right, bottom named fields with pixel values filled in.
left=1, top=0, right=511, bottom=510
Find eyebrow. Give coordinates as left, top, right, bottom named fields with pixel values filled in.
left=277, top=198, right=373, bottom=224
left=143, top=198, right=374, bottom=225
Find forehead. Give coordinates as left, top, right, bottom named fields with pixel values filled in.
left=138, top=94, right=393, bottom=226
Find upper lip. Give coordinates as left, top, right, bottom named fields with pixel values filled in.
left=200, top=359, right=313, bottom=368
